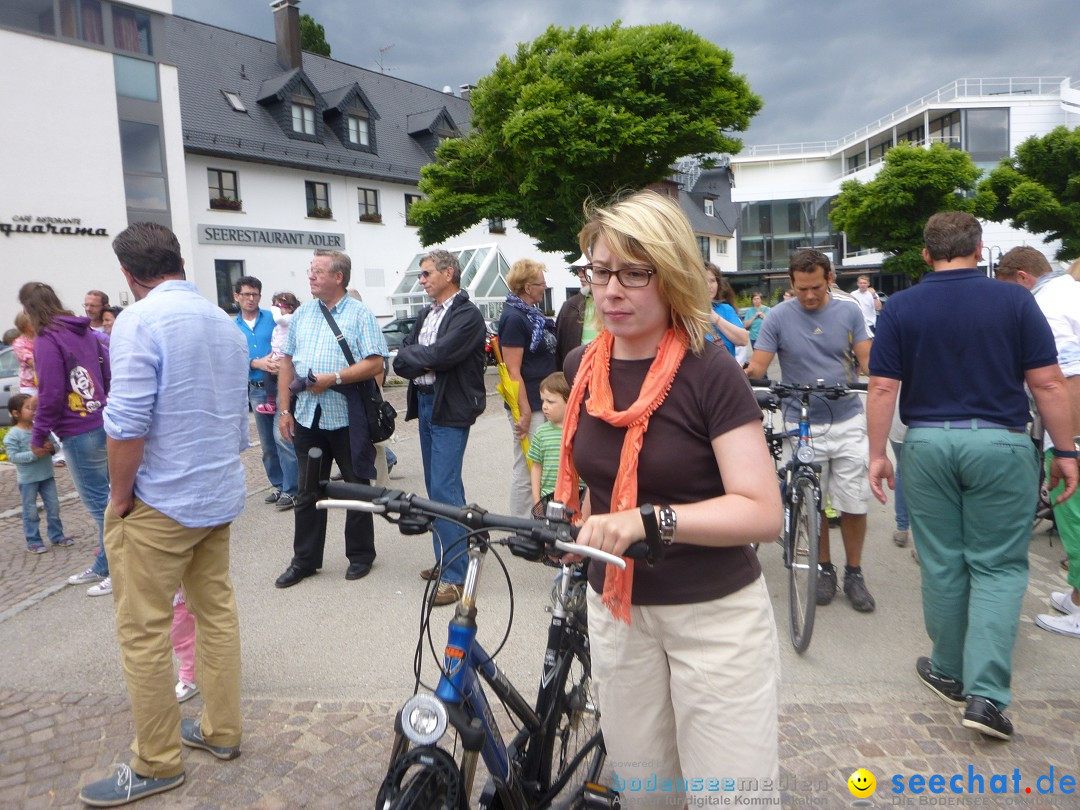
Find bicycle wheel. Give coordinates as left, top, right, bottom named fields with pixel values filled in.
left=538, top=628, right=606, bottom=805
left=788, top=476, right=820, bottom=653
left=376, top=745, right=464, bottom=810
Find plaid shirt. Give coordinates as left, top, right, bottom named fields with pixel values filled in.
left=283, top=295, right=387, bottom=430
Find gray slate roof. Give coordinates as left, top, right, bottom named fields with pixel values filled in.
left=167, top=15, right=473, bottom=185
left=683, top=168, right=738, bottom=238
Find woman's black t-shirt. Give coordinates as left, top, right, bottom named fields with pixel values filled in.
left=498, top=306, right=556, bottom=410
left=565, top=342, right=764, bottom=605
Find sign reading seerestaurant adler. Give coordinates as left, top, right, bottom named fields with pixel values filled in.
left=198, top=224, right=345, bottom=249
left=1, top=215, right=108, bottom=238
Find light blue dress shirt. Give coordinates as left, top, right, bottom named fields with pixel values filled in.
left=283, top=295, right=387, bottom=431
left=103, top=280, right=250, bottom=527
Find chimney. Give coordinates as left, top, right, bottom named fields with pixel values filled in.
left=459, top=84, right=477, bottom=101
left=271, top=0, right=302, bottom=71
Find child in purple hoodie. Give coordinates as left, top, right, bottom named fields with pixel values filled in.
left=19, top=282, right=113, bottom=597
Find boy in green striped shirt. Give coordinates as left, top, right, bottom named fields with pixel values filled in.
left=528, top=372, right=571, bottom=504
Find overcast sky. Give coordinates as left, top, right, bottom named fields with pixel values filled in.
left=172, top=0, right=1078, bottom=147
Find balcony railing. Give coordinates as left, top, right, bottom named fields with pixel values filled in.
left=741, top=77, right=1068, bottom=159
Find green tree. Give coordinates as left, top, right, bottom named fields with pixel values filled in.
left=299, top=13, right=331, bottom=57
left=411, top=22, right=762, bottom=256
left=981, top=125, right=1080, bottom=260
left=830, top=143, right=992, bottom=278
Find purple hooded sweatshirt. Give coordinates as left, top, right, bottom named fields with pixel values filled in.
left=32, top=315, right=111, bottom=447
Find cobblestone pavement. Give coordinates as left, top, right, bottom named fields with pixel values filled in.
left=2, top=377, right=1080, bottom=808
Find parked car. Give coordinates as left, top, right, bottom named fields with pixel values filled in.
left=0, top=345, right=20, bottom=427
left=381, top=317, right=417, bottom=352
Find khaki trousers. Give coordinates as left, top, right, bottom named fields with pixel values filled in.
left=105, top=499, right=242, bottom=777
left=588, top=577, right=780, bottom=808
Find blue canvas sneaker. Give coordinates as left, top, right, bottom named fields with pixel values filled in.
left=180, top=717, right=241, bottom=760
left=78, top=765, right=184, bottom=806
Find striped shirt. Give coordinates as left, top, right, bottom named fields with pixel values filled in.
left=283, top=294, right=387, bottom=430
left=415, top=292, right=458, bottom=386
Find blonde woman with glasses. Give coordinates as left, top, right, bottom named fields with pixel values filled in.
left=554, top=191, right=781, bottom=808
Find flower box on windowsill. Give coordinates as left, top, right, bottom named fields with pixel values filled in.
left=358, top=212, right=383, bottom=224
left=210, top=197, right=243, bottom=211
left=308, top=207, right=333, bottom=219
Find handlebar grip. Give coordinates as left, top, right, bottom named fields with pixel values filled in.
left=325, top=479, right=390, bottom=502
left=302, top=448, right=323, bottom=500
left=748, top=378, right=770, bottom=388
left=624, top=540, right=653, bottom=561
left=848, top=381, right=869, bottom=391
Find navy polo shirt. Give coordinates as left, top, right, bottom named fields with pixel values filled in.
left=870, top=268, right=1057, bottom=427
left=234, top=308, right=276, bottom=383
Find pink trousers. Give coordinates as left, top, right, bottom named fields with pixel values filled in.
left=170, top=589, right=196, bottom=683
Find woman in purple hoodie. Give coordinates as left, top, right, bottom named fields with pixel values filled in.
left=19, top=282, right=112, bottom=597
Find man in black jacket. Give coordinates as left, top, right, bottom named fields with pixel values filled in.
left=393, top=249, right=487, bottom=606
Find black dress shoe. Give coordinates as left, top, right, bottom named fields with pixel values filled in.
left=275, top=565, right=315, bottom=588
left=916, top=657, right=964, bottom=707
left=345, top=562, right=372, bottom=580
left=962, top=696, right=1013, bottom=740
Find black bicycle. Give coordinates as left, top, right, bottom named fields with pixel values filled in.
left=752, top=379, right=867, bottom=653
left=304, top=449, right=659, bottom=809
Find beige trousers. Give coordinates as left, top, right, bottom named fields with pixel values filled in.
left=587, top=577, right=780, bottom=808
left=105, top=499, right=242, bottom=777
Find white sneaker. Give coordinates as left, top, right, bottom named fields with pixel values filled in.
left=68, top=567, right=104, bottom=586
left=87, top=577, right=112, bottom=597
left=1035, top=611, right=1080, bottom=638
left=175, top=680, right=199, bottom=703
left=1050, top=590, right=1080, bottom=615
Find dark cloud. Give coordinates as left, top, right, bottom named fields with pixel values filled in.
left=173, top=0, right=1078, bottom=147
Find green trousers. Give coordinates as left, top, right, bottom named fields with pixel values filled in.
left=1046, top=450, right=1080, bottom=595
left=903, top=426, right=1040, bottom=709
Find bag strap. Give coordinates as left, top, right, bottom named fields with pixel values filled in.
left=318, top=302, right=356, bottom=367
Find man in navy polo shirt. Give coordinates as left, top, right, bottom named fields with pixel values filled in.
left=867, top=211, right=1078, bottom=741
left=233, top=275, right=298, bottom=510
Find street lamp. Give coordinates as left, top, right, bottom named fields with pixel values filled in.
left=982, top=245, right=1002, bottom=277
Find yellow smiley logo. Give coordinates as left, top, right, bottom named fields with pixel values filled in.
left=848, top=768, right=876, bottom=798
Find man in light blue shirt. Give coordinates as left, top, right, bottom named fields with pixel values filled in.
left=79, top=223, right=248, bottom=807
left=234, top=275, right=298, bottom=510
left=275, top=249, right=388, bottom=588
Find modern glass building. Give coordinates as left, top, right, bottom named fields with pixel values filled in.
left=391, top=245, right=514, bottom=320
left=729, top=77, right=1080, bottom=280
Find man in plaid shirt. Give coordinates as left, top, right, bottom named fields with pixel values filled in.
left=275, top=250, right=388, bottom=588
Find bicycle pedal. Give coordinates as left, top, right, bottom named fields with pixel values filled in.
left=580, top=782, right=621, bottom=808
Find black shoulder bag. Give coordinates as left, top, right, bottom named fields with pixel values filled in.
left=318, top=304, right=397, bottom=443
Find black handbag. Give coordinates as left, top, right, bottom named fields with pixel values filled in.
left=318, top=304, right=397, bottom=443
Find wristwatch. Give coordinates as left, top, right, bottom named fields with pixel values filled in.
left=334, top=371, right=343, bottom=386
left=279, top=410, right=290, bottom=416
left=1051, top=444, right=1080, bottom=459
left=657, top=505, right=677, bottom=546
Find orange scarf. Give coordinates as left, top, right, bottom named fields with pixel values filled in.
left=554, top=327, right=688, bottom=623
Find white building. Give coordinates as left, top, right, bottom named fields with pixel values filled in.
left=0, top=0, right=576, bottom=329
left=728, top=77, right=1080, bottom=287
left=1, top=0, right=188, bottom=328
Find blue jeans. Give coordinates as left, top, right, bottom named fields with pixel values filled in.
left=273, top=412, right=298, bottom=496
left=20, top=477, right=65, bottom=546
left=417, top=392, right=470, bottom=585
left=249, top=382, right=285, bottom=492
left=890, top=439, right=909, bottom=532
left=62, top=427, right=110, bottom=576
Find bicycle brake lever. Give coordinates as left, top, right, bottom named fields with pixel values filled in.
left=553, top=540, right=627, bottom=570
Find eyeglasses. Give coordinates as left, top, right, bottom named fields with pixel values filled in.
left=418, top=270, right=434, bottom=279
left=236, top=292, right=260, bottom=298
left=582, top=264, right=655, bottom=288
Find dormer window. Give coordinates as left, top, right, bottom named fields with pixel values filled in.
left=704, top=199, right=715, bottom=217
left=292, top=97, right=316, bottom=135
left=348, top=114, right=370, bottom=146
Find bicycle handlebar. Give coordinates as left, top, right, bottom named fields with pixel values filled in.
left=749, top=378, right=868, bottom=401
left=302, top=449, right=657, bottom=567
